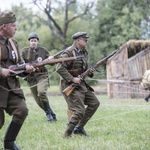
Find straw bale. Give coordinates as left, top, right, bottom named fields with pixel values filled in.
left=126, top=40, right=150, bottom=52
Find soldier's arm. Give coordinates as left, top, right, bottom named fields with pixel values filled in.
left=56, top=53, right=74, bottom=83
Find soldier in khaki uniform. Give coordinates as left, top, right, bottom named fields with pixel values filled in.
left=141, top=70, right=150, bottom=102
left=56, top=32, right=100, bottom=137
left=0, top=11, right=34, bottom=150
left=21, top=33, right=57, bottom=121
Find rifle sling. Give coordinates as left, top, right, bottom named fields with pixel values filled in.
left=72, top=49, right=76, bottom=69
left=9, top=39, right=18, bottom=63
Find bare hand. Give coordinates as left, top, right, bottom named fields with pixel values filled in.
left=1, top=68, right=15, bottom=77
left=25, top=65, right=35, bottom=73
left=89, top=68, right=95, bottom=74
left=48, top=56, right=54, bottom=60
left=72, top=77, right=82, bottom=84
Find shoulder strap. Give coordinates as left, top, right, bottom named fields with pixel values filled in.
left=72, top=49, right=76, bottom=69
left=9, top=39, right=18, bottom=63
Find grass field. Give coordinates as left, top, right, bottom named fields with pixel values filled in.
left=0, top=86, right=150, bottom=150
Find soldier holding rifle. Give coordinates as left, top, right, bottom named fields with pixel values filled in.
left=21, top=33, right=57, bottom=122
left=56, top=32, right=100, bottom=137
left=0, top=11, right=34, bottom=150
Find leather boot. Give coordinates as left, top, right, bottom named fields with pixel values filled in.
left=63, top=122, right=76, bottom=138
left=73, top=115, right=90, bottom=136
left=42, top=101, right=57, bottom=121
left=4, top=121, right=22, bottom=150
left=50, top=109, right=57, bottom=121
left=73, top=126, right=89, bottom=137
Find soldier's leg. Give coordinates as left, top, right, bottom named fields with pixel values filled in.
left=38, top=78, right=57, bottom=121
left=144, top=94, right=150, bottom=102
left=67, top=106, right=73, bottom=120
left=62, top=94, right=73, bottom=120
left=79, top=90, right=100, bottom=127
left=64, top=90, right=85, bottom=137
left=73, top=90, right=100, bottom=136
left=64, top=122, right=76, bottom=138
left=4, top=92, right=28, bottom=150
left=29, top=83, right=44, bottom=109
left=0, top=109, right=5, bottom=129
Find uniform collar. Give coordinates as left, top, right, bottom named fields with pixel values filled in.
left=0, top=35, right=8, bottom=45
left=30, top=47, right=38, bottom=52
left=74, top=47, right=80, bottom=53
left=74, top=47, right=87, bottom=54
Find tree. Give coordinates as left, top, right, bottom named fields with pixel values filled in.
left=29, top=0, right=96, bottom=48
left=94, top=0, right=150, bottom=57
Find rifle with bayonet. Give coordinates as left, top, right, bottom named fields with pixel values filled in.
left=9, top=55, right=83, bottom=76
left=62, top=50, right=117, bottom=96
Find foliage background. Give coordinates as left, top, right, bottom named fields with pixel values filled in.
left=0, top=0, right=150, bottom=84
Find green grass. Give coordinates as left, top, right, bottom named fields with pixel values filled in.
left=0, top=87, right=150, bottom=150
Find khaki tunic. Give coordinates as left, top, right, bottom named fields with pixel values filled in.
left=22, top=46, right=50, bottom=82
left=21, top=46, right=50, bottom=107
left=0, top=36, right=28, bottom=127
left=0, top=36, right=25, bottom=108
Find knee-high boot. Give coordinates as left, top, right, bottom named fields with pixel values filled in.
left=42, top=101, right=57, bottom=121
left=4, top=121, right=22, bottom=150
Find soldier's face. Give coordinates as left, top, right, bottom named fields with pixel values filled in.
left=78, top=37, right=88, bottom=48
left=2, top=22, right=17, bottom=38
left=29, top=38, right=38, bottom=48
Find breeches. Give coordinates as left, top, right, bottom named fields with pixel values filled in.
left=0, top=92, right=28, bottom=129
left=29, top=78, right=49, bottom=109
left=64, top=89, right=100, bottom=125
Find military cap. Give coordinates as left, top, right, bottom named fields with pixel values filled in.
left=72, top=32, right=89, bottom=40
left=28, top=32, right=39, bottom=41
left=0, top=11, right=16, bottom=26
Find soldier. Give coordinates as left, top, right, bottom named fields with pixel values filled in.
left=0, top=11, right=34, bottom=150
left=141, top=70, right=150, bottom=102
left=21, top=33, right=57, bottom=121
left=56, top=31, right=100, bottom=137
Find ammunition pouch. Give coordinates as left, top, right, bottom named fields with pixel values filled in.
left=68, top=69, right=84, bottom=77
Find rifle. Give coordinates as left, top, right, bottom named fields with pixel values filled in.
left=62, top=50, right=117, bottom=96
left=9, top=56, right=83, bottom=75
left=53, top=49, right=66, bottom=58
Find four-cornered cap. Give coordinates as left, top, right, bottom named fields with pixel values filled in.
left=72, top=32, right=89, bottom=40
left=0, top=11, right=16, bottom=26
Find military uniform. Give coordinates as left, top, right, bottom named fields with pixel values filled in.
left=57, top=32, right=100, bottom=137
left=141, top=70, right=150, bottom=102
left=22, top=44, right=57, bottom=121
left=0, top=11, right=28, bottom=150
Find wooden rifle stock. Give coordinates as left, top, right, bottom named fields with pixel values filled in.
left=62, top=50, right=117, bottom=96
left=9, top=56, right=83, bottom=75
left=63, top=83, right=77, bottom=96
